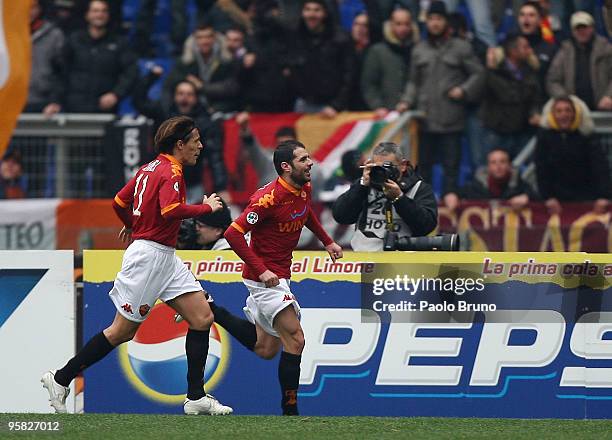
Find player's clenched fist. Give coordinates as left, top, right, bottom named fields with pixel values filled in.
left=259, top=270, right=279, bottom=287
left=202, top=193, right=222, bottom=212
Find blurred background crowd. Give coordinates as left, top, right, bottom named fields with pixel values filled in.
left=3, top=0, right=612, bottom=219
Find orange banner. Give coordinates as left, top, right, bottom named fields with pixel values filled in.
left=0, top=0, right=32, bottom=158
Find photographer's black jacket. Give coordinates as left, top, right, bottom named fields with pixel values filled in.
left=332, top=171, right=438, bottom=250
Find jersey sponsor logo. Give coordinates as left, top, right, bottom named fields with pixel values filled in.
left=142, top=160, right=161, bottom=172
left=278, top=218, right=307, bottom=233
left=246, top=212, right=259, bottom=224
left=173, top=182, right=179, bottom=192
left=251, top=190, right=275, bottom=208
left=290, top=206, right=308, bottom=220
left=283, top=294, right=294, bottom=302
left=119, top=303, right=229, bottom=403
left=122, top=303, right=133, bottom=314
left=139, top=304, right=151, bottom=317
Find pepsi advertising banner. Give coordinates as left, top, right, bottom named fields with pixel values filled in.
left=83, top=251, right=612, bottom=418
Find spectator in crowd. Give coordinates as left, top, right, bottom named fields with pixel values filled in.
left=347, top=12, right=370, bottom=111
left=0, top=151, right=26, bottom=199
left=361, top=8, right=417, bottom=118
left=363, top=0, right=418, bottom=44
left=546, top=11, right=612, bottom=111
left=234, top=112, right=292, bottom=186
left=233, top=112, right=325, bottom=198
left=166, top=23, right=241, bottom=114
left=332, top=141, right=438, bottom=251
left=25, top=0, right=65, bottom=115
left=397, top=1, right=484, bottom=197
left=224, top=25, right=247, bottom=61
left=134, top=65, right=229, bottom=202
left=535, top=95, right=610, bottom=214
left=278, top=0, right=339, bottom=30
left=480, top=34, right=542, bottom=157
left=442, top=0, right=497, bottom=47
left=46, top=0, right=138, bottom=114
left=447, top=11, right=488, bottom=167
left=239, top=1, right=294, bottom=112
left=178, top=199, right=233, bottom=250
left=444, top=148, right=534, bottom=212
left=46, top=0, right=82, bottom=34
left=516, top=1, right=558, bottom=93
left=287, top=0, right=355, bottom=118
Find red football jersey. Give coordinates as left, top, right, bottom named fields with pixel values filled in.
left=114, top=154, right=186, bottom=247
left=231, top=177, right=331, bottom=281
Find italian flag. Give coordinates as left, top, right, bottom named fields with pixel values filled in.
left=224, top=112, right=399, bottom=203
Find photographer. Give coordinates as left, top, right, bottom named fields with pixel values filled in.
left=178, top=199, right=233, bottom=251
left=332, top=142, right=438, bottom=251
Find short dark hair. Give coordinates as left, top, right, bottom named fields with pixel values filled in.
left=274, top=126, right=296, bottom=140
left=448, top=12, right=467, bottom=35
left=520, top=1, right=543, bottom=17
left=225, top=25, right=246, bottom=35
left=173, top=80, right=198, bottom=95
left=195, top=22, right=215, bottom=33
left=553, top=95, right=576, bottom=112
left=487, top=148, right=511, bottom=160
left=154, top=116, right=197, bottom=154
left=273, top=140, right=306, bottom=175
left=502, top=33, right=525, bottom=54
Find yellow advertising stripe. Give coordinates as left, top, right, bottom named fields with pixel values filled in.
left=84, top=250, right=611, bottom=290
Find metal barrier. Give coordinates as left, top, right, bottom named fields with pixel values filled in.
left=11, top=114, right=116, bottom=198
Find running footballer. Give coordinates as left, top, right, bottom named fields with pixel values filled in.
left=42, top=116, right=232, bottom=416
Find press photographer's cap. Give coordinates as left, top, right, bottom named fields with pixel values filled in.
left=571, top=11, right=594, bottom=28
left=196, top=200, right=232, bottom=229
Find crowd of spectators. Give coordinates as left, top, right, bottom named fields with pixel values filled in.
left=3, top=0, right=611, bottom=213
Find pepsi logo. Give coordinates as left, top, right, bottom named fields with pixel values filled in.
left=118, top=302, right=230, bottom=404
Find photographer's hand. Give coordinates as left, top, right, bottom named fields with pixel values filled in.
left=360, top=159, right=375, bottom=186
left=383, top=179, right=402, bottom=200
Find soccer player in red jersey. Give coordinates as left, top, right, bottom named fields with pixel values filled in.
left=42, top=116, right=232, bottom=415
left=222, top=140, right=343, bottom=415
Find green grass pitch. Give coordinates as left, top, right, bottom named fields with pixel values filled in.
left=2, top=414, right=612, bottom=439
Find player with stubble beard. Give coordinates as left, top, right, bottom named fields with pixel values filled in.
left=177, top=140, right=343, bottom=415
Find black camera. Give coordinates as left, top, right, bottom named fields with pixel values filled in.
left=384, top=231, right=460, bottom=251
left=177, top=219, right=199, bottom=250
left=369, top=161, right=400, bottom=190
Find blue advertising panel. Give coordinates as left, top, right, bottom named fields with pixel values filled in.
left=83, top=251, right=612, bottom=418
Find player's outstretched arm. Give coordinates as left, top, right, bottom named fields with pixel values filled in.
left=161, top=193, right=222, bottom=221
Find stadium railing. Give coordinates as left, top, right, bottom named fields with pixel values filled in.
left=12, top=114, right=150, bottom=198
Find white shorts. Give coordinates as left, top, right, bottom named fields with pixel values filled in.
left=242, top=278, right=300, bottom=338
left=109, top=239, right=202, bottom=323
